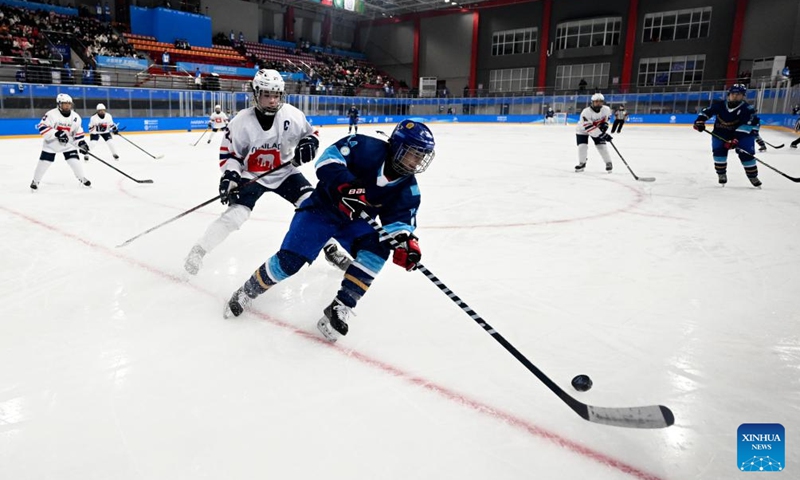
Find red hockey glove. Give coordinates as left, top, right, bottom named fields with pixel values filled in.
left=724, top=138, right=739, bottom=150
left=392, top=234, right=421, bottom=271
left=336, top=182, right=367, bottom=220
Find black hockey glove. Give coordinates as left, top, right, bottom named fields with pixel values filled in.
left=598, top=132, right=613, bottom=142
left=392, top=233, right=421, bottom=271
left=219, top=170, right=242, bottom=205
left=795, top=119, right=800, bottom=132
left=599, top=121, right=609, bottom=133
left=111, top=124, right=119, bottom=134
left=55, top=129, right=69, bottom=144
left=336, top=181, right=368, bottom=220
left=693, top=120, right=706, bottom=132
left=292, top=135, right=319, bottom=166
left=78, top=140, right=90, bottom=153
left=207, top=122, right=213, bottom=129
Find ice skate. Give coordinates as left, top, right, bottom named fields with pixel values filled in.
left=758, top=145, right=766, bottom=152
left=113, top=154, right=120, bottom=160
left=323, top=243, right=352, bottom=271
left=84, top=155, right=89, bottom=162
left=224, top=287, right=253, bottom=318
left=30, top=180, right=38, bottom=190
left=79, top=178, right=91, bottom=187
left=605, top=162, right=613, bottom=173
left=184, top=245, right=206, bottom=275
left=317, top=299, right=352, bottom=342
left=749, top=176, right=762, bottom=188
left=574, top=162, right=586, bottom=172
left=718, top=173, right=727, bottom=185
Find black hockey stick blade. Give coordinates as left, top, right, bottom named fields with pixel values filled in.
left=765, top=141, right=784, bottom=149
left=359, top=212, right=674, bottom=429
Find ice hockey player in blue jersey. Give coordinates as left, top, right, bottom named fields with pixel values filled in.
left=223, top=119, right=436, bottom=343
left=693, top=84, right=761, bottom=187
left=348, top=104, right=359, bottom=134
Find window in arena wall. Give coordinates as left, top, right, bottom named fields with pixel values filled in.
left=554, top=63, right=610, bottom=90
left=642, top=7, right=711, bottom=42
left=554, top=17, right=621, bottom=50
left=491, top=27, right=538, bottom=56
left=637, top=54, right=705, bottom=86
left=489, top=67, right=535, bottom=92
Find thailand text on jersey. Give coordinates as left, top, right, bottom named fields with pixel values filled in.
left=575, top=105, right=612, bottom=136
left=218, top=105, right=317, bottom=189
left=697, top=100, right=759, bottom=135
left=210, top=111, right=229, bottom=126
left=89, top=113, right=115, bottom=133
left=37, top=108, right=85, bottom=153
left=312, top=134, right=421, bottom=236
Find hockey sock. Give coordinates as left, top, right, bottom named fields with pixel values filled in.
left=65, top=157, right=87, bottom=181
left=197, top=205, right=250, bottom=253
left=714, top=156, right=728, bottom=175
left=577, top=144, right=588, bottom=165
left=32, top=160, right=53, bottom=183
left=337, top=250, right=385, bottom=308
left=107, top=138, right=119, bottom=156
left=596, top=143, right=613, bottom=164
left=244, top=250, right=306, bottom=297
left=742, top=158, right=758, bottom=178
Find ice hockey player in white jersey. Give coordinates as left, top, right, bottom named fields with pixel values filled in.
left=575, top=93, right=614, bottom=173
left=184, top=69, right=320, bottom=275
left=30, top=93, right=91, bottom=190
left=207, top=105, right=229, bottom=144
left=87, top=103, right=119, bottom=161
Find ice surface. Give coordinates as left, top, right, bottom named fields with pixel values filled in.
left=1, top=123, right=799, bottom=479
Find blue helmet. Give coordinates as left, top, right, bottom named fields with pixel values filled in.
left=728, top=84, right=747, bottom=95
left=388, top=120, right=436, bottom=175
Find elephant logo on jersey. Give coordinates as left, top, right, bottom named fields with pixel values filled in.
left=246, top=148, right=281, bottom=172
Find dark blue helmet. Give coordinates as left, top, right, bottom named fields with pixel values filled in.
left=728, top=84, right=747, bottom=95
left=388, top=120, right=436, bottom=175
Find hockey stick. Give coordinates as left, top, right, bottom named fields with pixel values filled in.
left=763, top=140, right=784, bottom=149
left=116, top=132, right=165, bottom=159
left=76, top=144, right=154, bottom=184
left=706, top=130, right=800, bottom=182
left=116, top=162, right=293, bottom=248
left=607, top=140, right=656, bottom=182
left=359, top=211, right=675, bottom=429
left=191, top=128, right=209, bottom=146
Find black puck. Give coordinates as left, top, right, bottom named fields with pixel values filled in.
left=571, top=374, right=593, bottom=392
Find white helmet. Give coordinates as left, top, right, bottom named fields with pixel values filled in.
left=590, top=93, right=605, bottom=112
left=214, top=104, right=221, bottom=112
left=96, top=103, right=106, bottom=111
left=252, top=69, right=285, bottom=114
left=56, top=93, right=73, bottom=114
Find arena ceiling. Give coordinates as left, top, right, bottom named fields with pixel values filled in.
left=258, top=0, right=528, bottom=19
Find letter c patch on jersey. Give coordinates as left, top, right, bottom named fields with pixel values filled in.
left=284, top=120, right=290, bottom=131
left=246, top=148, right=282, bottom=172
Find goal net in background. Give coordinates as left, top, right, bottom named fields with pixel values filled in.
left=544, top=112, right=569, bottom=125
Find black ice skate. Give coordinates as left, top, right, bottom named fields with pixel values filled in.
left=605, top=162, right=613, bottom=173
left=574, top=163, right=586, bottom=172
left=758, top=145, right=767, bottom=152
left=84, top=155, right=89, bottom=162
left=224, top=287, right=253, bottom=318
left=30, top=180, right=38, bottom=190
left=113, top=154, right=120, bottom=160
left=323, top=243, right=352, bottom=271
left=749, top=177, right=762, bottom=188
left=80, top=178, right=92, bottom=187
left=718, top=173, right=727, bottom=185
left=317, top=299, right=352, bottom=342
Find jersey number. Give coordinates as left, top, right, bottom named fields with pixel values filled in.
left=246, top=148, right=282, bottom=173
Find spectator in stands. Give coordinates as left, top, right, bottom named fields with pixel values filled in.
left=95, top=1, right=101, bottom=19
left=161, top=50, right=170, bottom=73
left=578, top=78, right=587, bottom=91
left=194, top=71, right=202, bottom=89
left=82, top=63, right=92, bottom=84
left=63, top=61, right=74, bottom=84
left=238, top=31, right=244, bottom=45
left=103, top=2, right=110, bottom=22
left=229, top=30, right=235, bottom=45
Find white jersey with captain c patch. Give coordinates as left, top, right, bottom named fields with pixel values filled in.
left=219, top=105, right=317, bottom=189
left=37, top=108, right=85, bottom=153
